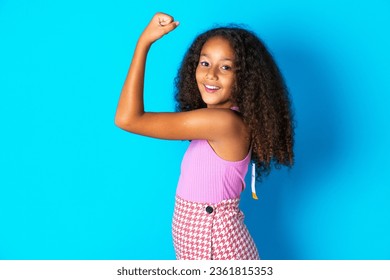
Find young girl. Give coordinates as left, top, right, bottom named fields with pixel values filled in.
left=115, top=13, right=294, bottom=260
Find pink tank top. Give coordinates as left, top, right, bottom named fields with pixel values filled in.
left=176, top=139, right=251, bottom=204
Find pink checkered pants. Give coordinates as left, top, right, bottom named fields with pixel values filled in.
left=172, top=195, right=259, bottom=260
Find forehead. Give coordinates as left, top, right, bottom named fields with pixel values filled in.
left=200, top=36, right=235, bottom=59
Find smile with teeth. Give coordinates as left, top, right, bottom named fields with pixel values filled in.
left=204, top=84, right=220, bottom=92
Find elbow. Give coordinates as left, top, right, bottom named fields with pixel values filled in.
left=114, top=109, right=146, bottom=132
left=115, top=115, right=131, bottom=131
left=114, top=114, right=142, bottom=133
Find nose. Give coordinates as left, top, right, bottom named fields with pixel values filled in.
left=205, top=67, right=218, bottom=80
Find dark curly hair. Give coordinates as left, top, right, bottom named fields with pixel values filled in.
left=174, top=26, right=294, bottom=178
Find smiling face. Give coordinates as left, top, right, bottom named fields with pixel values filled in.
left=195, top=36, right=236, bottom=109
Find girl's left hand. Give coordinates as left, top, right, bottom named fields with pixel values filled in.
left=139, top=12, right=179, bottom=45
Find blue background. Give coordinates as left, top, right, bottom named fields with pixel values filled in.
left=1, top=0, right=389, bottom=260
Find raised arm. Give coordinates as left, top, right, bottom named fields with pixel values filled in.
left=115, top=13, right=178, bottom=131
left=115, top=13, right=242, bottom=141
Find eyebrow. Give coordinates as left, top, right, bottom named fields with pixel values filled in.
left=199, top=53, right=234, bottom=61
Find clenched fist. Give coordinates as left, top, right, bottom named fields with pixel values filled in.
left=139, top=12, right=179, bottom=45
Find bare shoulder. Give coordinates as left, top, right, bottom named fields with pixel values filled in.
left=206, top=109, right=251, bottom=161
left=192, top=108, right=247, bottom=135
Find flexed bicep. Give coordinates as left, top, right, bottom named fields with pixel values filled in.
left=116, top=109, right=239, bottom=141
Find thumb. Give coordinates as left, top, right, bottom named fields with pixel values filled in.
left=162, top=21, right=180, bottom=33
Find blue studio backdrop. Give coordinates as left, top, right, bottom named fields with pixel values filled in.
left=0, top=0, right=389, bottom=260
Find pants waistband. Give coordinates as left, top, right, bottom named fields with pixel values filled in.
left=175, top=195, right=240, bottom=213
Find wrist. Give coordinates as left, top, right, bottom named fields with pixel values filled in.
left=138, top=34, right=153, bottom=49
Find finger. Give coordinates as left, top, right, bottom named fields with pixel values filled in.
left=162, top=21, right=179, bottom=33
left=157, top=14, right=174, bottom=26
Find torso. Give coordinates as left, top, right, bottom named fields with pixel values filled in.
left=176, top=108, right=252, bottom=204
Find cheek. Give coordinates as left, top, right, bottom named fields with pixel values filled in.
left=195, top=69, right=203, bottom=92
left=223, top=76, right=235, bottom=90
left=195, top=67, right=203, bottom=82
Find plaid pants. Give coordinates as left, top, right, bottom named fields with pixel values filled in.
left=172, top=195, right=259, bottom=260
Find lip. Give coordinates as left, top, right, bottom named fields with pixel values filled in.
left=203, top=84, right=220, bottom=93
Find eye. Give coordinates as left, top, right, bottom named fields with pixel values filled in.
left=199, top=61, right=209, bottom=67
left=221, top=65, right=232, bottom=71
